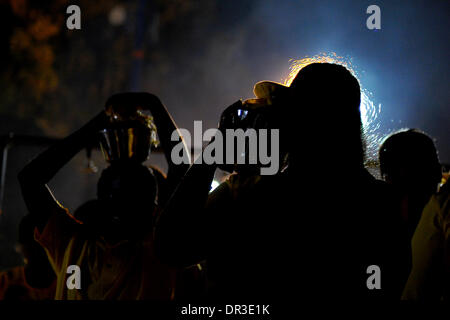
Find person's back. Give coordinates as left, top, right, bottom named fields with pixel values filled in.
left=255, top=63, right=398, bottom=298
left=201, top=163, right=395, bottom=300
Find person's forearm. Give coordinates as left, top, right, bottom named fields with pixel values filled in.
left=149, top=97, right=190, bottom=187
left=155, top=159, right=216, bottom=265
left=18, top=112, right=105, bottom=229
left=165, top=160, right=216, bottom=214
left=18, top=112, right=104, bottom=185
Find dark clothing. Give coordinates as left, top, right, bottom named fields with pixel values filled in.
left=403, top=182, right=450, bottom=300
left=186, top=168, right=406, bottom=300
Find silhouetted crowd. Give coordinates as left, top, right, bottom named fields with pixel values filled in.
left=0, top=63, right=448, bottom=301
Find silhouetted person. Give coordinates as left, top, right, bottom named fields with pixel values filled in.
left=402, top=180, right=450, bottom=300
left=378, top=129, right=442, bottom=296
left=156, top=62, right=399, bottom=301
left=0, top=215, right=56, bottom=300
left=379, top=129, right=442, bottom=238
left=18, top=93, right=189, bottom=300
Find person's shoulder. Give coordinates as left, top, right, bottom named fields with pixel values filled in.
left=358, top=169, right=392, bottom=197
left=34, top=206, right=81, bottom=250
left=54, top=207, right=83, bottom=229
left=372, top=177, right=393, bottom=196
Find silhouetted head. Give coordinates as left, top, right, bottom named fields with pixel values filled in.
left=379, top=129, right=441, bottom=199
left=255, top=62, right=364, bottom=170
left=95, top=162, right=158, bottom=238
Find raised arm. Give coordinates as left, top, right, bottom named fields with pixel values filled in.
left=154, top=100, right=244, bottom=266
left=142, top=93, right=190, bottom=191
left=18, top=112, right=108, bottom=232
left=154, top=156, right=217, bottom=266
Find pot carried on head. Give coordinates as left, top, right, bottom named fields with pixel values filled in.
left=99, top=93, right=159, bottom=164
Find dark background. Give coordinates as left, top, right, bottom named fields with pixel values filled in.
left=0, top=0, right=448, bottom=269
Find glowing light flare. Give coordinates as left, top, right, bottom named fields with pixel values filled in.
left=283, top=52, right=352, bottom=86
left=283, top=52, right=382, bottom=161
left=210, top=180, right=220, bottom=193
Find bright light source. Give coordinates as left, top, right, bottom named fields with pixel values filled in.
left=284, top=52, right=382, bottom=161
left=210, top=180, right=220, bottom=193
